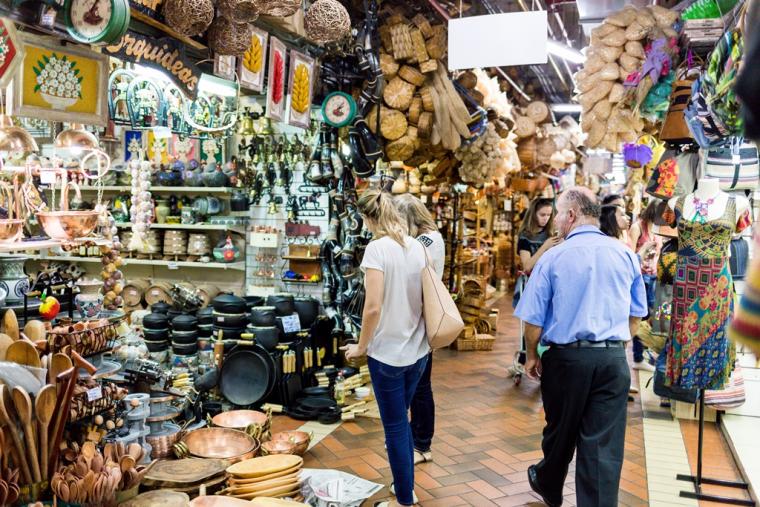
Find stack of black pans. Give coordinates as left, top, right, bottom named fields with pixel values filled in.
left=143, top=312, right=170, bottom=353
left=171, top=314, right=198, bottom=356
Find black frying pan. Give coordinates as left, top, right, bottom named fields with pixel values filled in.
left=219, top=345, right=272, bottom=406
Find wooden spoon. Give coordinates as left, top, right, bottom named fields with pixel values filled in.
left=5, top=340, right=41, bottom=367
left=23, top=320, right=46, bottom=343
left=2, top=310, right=19, bottom=341
left=127, top=442, right=143, bottom=462
left=0, top=479, right=7, bottom=506
left=120, top=454, right=136, bottom=473
left=0, top=333, right=13, bottom=361
left=11, top=386, right=41, bottom=482
left=34, top=384, right=56, bottom=481
left=49, top=353, right=73, bottom=388
left=0, top=386, right=31, bottom=484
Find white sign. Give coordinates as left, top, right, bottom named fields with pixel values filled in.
left=448, top=11, right=548, bottom=70
left=87, top=386, right=103, bottom=402
left=280, top=314, right=301, bottom=334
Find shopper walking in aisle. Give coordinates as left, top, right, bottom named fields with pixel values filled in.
left=515, top=187, right=648, bottom=507
left=394, top=194, right=446, bottom=467
left=517, top=197, right=560, bottom=274
left=628, top=201, right=662, bottom=371
left=342, top=189, right=428, bottom=507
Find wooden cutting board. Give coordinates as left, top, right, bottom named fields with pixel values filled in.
left=144, top=458, right=226, bottom=486
left=226, top=455, right=302, bottom=479
left=120, top=490, right=190, bottom=507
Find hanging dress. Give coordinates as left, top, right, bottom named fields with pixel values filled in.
left=666, top=195, right=750, bottom=390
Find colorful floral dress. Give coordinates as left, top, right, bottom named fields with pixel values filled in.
left=666, top=196, right=750, bottom=390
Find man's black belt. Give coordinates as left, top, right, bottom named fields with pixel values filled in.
left=550, top=340, right=626, bottom=349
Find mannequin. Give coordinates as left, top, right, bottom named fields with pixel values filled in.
left=664, top=176, right=752, bottom=391
left=669, top=177, right=750, bottom=224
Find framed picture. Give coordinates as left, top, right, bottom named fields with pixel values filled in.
left=265, top=36, right=286, bottom=122
left=287, top=49, right=315, bottom=129
left=124, top=130, right=144, bottom=161
left=8, top=34, right=108, bottom=126
left=239, top=26, right=268, bottom=92
left=213, top=55, right=235, bottom=81
left=0, top=19, right=23, bottom=89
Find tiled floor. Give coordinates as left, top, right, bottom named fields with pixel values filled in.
left=268, top=297, right=753, bottom=506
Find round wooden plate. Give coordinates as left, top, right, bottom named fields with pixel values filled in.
left=226, top=455, right=303, bottom=479
left=120, top=490, right=190, bottom=507
left=224, top=476, right=299, bottom=495
left=145, top=458, right=227, bottom=486
left=227, top=465, right=301, bottom=485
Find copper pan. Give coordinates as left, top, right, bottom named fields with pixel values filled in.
left=270, top=431, right=312, bottom=456
left=260, top=439, right=297, bottom=456
left=36, top=182, right=99, bottom=240
left=180, top=428, right=258, bottom=460
left=211, top=409, right=268, bottom=431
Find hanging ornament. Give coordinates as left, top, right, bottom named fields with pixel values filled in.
left=162, top=0, right=214, bottom=36
left=304, top=0, right=350, bottom=45
left=128, top=159, right=152, bottom=252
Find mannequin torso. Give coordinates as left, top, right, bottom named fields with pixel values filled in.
left=669, top=177, right=750, bottom=224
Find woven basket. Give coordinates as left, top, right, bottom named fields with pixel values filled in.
left=208, top=16, right=252, bottom=56
left=304, top=0, right=351, bottom=44
left=216, top=0, right=260, bottom=22
left=258, top=0, right=300, bottom=17
left=162, top=0, right=214, bottom=35
left=453, top=334, right=495, bottom=351
left=517, top=137, right=537, bottom=167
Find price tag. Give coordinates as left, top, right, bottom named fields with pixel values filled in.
left=168, top=262, right=179, bottom=270
left=280, top=314, right=301, bottom=334
left=86, top=386, right=103, bottom=402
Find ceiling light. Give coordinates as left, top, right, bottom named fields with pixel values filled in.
left=550, top=103, right=583, bottom=113
left=547, top=40, right=586, bottom=64
left=0, top=114, right=38, bottom=154
left=55, top=123, right=99, bottom=151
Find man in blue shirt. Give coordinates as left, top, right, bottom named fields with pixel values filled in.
left=515, top=187, right=648, bottom=507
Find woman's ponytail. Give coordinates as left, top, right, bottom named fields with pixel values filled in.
left=357, top=189, right=408, bottom=246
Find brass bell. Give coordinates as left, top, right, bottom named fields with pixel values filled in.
left=238, top=109, right=254, bottom=136
left=267, top=201, right=278, bottom=215
left=288, top=207, right=296, bottom=221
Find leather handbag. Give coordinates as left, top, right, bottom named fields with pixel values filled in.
left=646, top=157, right=680, bottom=199
left=703, top=138, right=760, bottom=191
left=422, top=249, right=464, bottom=349
left=660, top=60, right=701, bottom=144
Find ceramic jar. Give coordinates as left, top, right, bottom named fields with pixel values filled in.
left=0, top=256, right=30, bottom=304
left=75, top=278, right=104, bottom=319
left=155, top=200, right=170, bottom=224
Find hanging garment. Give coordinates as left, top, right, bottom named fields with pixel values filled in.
left=729, top=232, right=760, bottom=356
left=666, top=196, right=750, bottom=390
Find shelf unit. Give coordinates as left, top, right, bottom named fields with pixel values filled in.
left=48, top=185, right=235, bottom=194
left=115, top=222, right=246, bottom=234
left=3, top=253, right=245, bottom=271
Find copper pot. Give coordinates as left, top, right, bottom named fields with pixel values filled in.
left=270, top=431, right=312, bottom=456
left=180, top=427, right=258, bottom=460
left=260, top=439, right=297, bottom=456
left=211, top=409, right=269, bottom=431
left=36, top=181, right=99, bottom=240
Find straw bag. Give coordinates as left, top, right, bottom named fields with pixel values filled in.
left=660, top=56, right=702, bottom=144
left=422, top=249, right=464, bottom=349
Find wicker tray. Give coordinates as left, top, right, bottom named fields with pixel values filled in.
left=453, top=334, right=495, bottom=351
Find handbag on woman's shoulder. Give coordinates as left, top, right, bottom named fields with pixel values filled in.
left=422, top=249, right=464, bottom=349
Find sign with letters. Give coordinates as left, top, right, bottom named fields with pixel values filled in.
left=105, top=31, right=201, bottom=99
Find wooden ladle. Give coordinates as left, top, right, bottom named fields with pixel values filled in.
left=2, top=310, right=19, bottom=341
left=0, top=386, right=31, bottom=484
left=34, top=384, right=56, bottom=481
left=5, top=340, right=41, bottom=368
left=11, top=386, right=41, bottom=483
left=49, top=353, right=73, bottom=388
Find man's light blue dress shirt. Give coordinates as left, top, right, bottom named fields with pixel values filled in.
left=514, top=225, right=648, bottom=345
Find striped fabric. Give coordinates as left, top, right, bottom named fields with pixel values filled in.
left=729, top=232, right=760, bottom=356
left=704, top=140, right=760, bottom=191
left=705, top=364, right=745, bottom=410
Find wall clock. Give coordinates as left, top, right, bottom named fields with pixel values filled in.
left=321, top=91, right=356, bottom=128
left=65, top=0, right=130, bottom=45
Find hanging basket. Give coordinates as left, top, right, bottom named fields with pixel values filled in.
left=513, top=116, right=536, bottom=138
left=207, top=16, right=252, bottom=56
left=258, top=0, right=300, bottom=17
left=162, top=0, right=214, bottom=35
left=536, top=136, right=557, bottom=161
left=216, top=0, right=260, bottom=22
left=517, top=137, right=537, bottom=167
left=304, top=0, right=351, bottom=45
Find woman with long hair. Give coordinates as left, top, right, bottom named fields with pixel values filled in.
left=394, top=194, right=445, bottom=468
left=342, top=189, right=428, bottom=507
left=517, top=198, right=559, bottom=274
left=600, top=203, right=631, bottom=240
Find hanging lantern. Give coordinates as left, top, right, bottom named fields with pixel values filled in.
left=0, top=115, right=38, bottom=154
left=162, top=0, right=214, bottom=36
left=304, top=0, right=350, bottom=45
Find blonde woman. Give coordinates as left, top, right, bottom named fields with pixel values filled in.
left=342, top=189, right=428, bottom=507
left=394, top=194, right=445, bottom=467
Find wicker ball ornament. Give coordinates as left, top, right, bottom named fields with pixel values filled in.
left=208, top=16, right=252, bottom=56
left=305, top=0, right=350, bottom=45
left=216, top=0, right=260, bottom=22
left=258, top=0, right=300, bottom=17
left=163, top=0, right=214, bottom=35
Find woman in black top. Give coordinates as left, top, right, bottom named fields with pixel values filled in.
left=517, top=198, right=559, bottom=274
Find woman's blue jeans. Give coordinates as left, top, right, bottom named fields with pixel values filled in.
left=368, top=355, right=428, bottom=506
left=410, top=353, right=434, bottom=453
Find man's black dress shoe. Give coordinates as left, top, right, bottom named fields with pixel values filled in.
left=528, top=465, right=562, bottom=507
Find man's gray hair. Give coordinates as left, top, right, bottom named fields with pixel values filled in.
left=562, top=187, right=601, bottom=219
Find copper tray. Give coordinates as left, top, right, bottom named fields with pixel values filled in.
left=211, top=409, right=268, bottom=430
left=182, top=428, right=258, bottom=459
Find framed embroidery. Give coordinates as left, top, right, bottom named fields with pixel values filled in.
left=239, top=26, right=267, bottom=92
left=265, top=36, right=286, bottom=122
left=0, top=18, right=23, bottom=89
left=287, top=49, right=314, bottom=129
left=213, top=54, right=235, bottom=81
left=8, top=33, right=108, bottom=126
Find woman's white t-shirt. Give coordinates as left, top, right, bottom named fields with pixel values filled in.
left=417, top=230, right=445, bottom=279
left=360, top=236, right=430, bottom=367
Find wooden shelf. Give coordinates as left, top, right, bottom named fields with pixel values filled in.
left=282, top=255, right=322, bottom=262
left=129, top=8, right=207, bottom=51
left=48, top=186, right=234, bottom=194
left=20, top=255, right=245, bottom=271
left=116, top=222, right=245, bottom=233
left=281, top=278, right=321, bottom=284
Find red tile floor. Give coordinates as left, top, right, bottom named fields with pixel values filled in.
left=270, top=297, right=748, bottom=506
